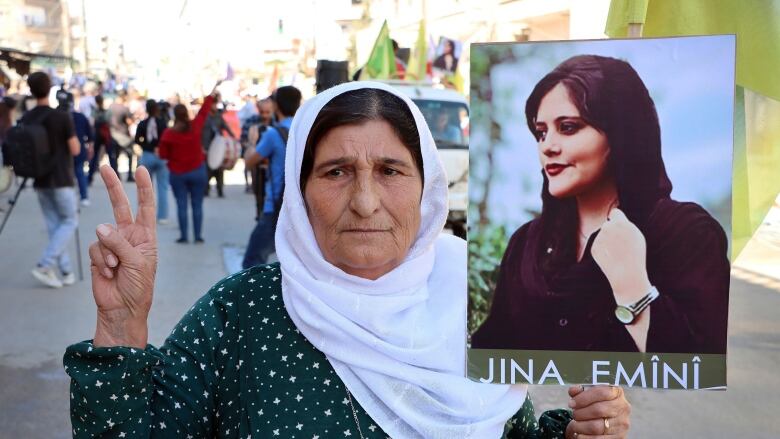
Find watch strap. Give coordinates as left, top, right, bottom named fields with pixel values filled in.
left=626, top=286, right=660, bottom=316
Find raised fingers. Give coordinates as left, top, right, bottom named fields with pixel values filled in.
left=133, top=166, right=157, bottom=230
left=100, top=165, right=134, bottom=227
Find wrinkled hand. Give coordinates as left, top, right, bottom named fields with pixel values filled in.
left=89, top=165, right=158, bottom=348
left=590, top=208, right=651, bottom=304
left=565, top=385, right=631, bottom=439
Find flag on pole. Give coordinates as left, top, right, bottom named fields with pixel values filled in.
left=225, top=62, right=235, bottom=81
left=406, top=20, right=428, bottom=81
left=267, top=64, right=279, bottom=94
left=359, top=20, right=397, bottom=80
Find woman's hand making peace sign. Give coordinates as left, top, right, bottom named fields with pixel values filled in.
left=89, top=165, right=158, bottom=349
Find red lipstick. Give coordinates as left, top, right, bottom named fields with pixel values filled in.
left=545, top=164, right=569, bottom=176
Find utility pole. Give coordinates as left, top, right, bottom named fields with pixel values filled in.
left=81, top=0, right=89, bottom=71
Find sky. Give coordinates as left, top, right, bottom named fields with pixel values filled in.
left=80, top=0, right=346, bottom=70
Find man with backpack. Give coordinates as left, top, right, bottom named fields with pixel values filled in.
left=13, top=72, right=80, bottom=287
left=240, top=97, right=274, bottom=218
left=241, top=85, right=301, bottom=269
left=57, top=88, right=94, bottom=207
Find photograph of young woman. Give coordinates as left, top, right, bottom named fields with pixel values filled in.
left=471, top=48, right=732, bottom=355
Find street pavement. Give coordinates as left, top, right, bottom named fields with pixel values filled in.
left=1, top=165, right=779, bottom=438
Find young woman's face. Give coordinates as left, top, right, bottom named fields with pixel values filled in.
left=534, top=83, right=611, bottom=199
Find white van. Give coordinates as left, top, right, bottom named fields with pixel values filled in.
left=390, top=83, right=469, bottom=238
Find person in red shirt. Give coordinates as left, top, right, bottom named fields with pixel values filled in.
left=158, top=81, right=220, bottom=243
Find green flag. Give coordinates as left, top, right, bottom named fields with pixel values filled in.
left=606, top=0, right=780, bottom=258
left=406, top=20, right=428, bottom=81
left=360, top=20, right=397, bottom=80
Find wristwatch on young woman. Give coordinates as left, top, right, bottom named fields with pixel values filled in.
left=614, top=286, right=660, bottom=324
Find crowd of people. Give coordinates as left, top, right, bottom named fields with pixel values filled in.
left=0, top=68, right=638, bottom=437
left=0, top=70, right=299, bottom=288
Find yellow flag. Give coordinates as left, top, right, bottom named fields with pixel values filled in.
left=406, top=20, right=428, bottom=81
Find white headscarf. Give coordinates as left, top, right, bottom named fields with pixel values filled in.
left=276, top=81, right=527, bottom=438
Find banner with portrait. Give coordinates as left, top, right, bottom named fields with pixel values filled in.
left=432, top=36, right=463, bottom=74
left=467, top=35, right=735, bottom=390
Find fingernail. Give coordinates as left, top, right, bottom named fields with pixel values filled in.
left=107, top=254, right=118, bottom=267
left=102, top=268, right=113, bottom=278
left=568, top=398, right=576, bottom=408
left=97, top=224, right=111, bottom=237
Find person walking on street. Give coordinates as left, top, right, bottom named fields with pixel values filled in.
left=242, top=86, right=301, bottom=268
left=158, top=82, right=221, bottom=243
left=25, top=72, right=82, bottom=288
left=240, top=97, right=274, bottom=216
left=201, top=95, right=236, bottom=198
left=57, top=90, right=94, bottom=207
left=135, top=99, right=169, bottom=224
left=77, top=82, right=98, bottom=123
left=108, top=90, right=136, bottom=182
left=87, top=95, right=116, bottom=184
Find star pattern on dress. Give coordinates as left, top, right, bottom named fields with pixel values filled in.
left=63, top=264, right=556, bottom=438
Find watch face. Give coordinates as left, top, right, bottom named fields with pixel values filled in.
left=615, top=306, right=634, bottom=324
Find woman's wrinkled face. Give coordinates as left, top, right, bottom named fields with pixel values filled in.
left=534, top=83, right=611, bottom=198
left=304, top=119, right=423, bottom=280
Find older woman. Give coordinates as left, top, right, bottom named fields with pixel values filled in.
left=472, top=55, right=729, bottom=355
left=65, top=82, right=630, bottom=438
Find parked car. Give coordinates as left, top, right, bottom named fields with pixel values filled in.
left=390, top=83, right=469, bottom=238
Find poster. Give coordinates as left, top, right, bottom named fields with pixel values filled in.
left=467, top=35, right=735, bottom=390
left=433, top=37, right=462, bottom=74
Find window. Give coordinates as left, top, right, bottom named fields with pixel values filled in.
left=413, top=99, right=469, bottom=149
left=22, top=6, right=47, bottom=27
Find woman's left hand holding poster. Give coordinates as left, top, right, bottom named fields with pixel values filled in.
left=565, top=385, right=631, bottom=438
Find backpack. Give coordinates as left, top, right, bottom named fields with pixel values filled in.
left=2, top=109, right=55, bottom=179
left=270, top=124, right=289, bottom=213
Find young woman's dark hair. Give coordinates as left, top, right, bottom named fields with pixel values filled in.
left=172, top=104, right=190, bottom=132
left=300, top=88, right=424, bottom=191
left=27, top=72, right=52, bottom=99
left=524, top=55, right=672, bottom=278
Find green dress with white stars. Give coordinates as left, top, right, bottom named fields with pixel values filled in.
left=64, top=263, right=571, bottom=438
